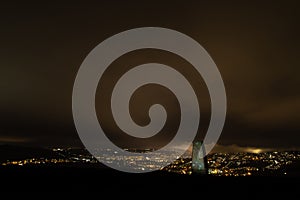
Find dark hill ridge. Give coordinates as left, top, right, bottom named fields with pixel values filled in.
left=0, top=144, right=62, bottom=163
left=0, top=166, right=299, bottom=195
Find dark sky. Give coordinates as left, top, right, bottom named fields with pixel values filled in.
left=0, top=1, right=299, bottom=151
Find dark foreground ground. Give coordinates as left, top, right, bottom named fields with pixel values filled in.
left=1, top=166, right=300, bottom=196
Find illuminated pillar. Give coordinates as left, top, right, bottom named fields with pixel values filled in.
left=192, top=140, right=208, bottom=175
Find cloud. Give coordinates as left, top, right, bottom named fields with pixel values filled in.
left=244, top=97, right=300, bottom=127
left=0, top=1, right=299, bottom=149
left=211, top=144, right=274, bottom=153
left=0, top=136, right=32, bottom=144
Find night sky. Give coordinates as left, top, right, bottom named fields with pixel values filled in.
left=0, top=1, right=299, bottom=151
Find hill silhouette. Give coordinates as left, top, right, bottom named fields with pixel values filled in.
left=0, top=144, right=61, bottom=163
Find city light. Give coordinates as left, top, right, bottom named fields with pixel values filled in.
left=1, top=148, right=300, bottom=176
